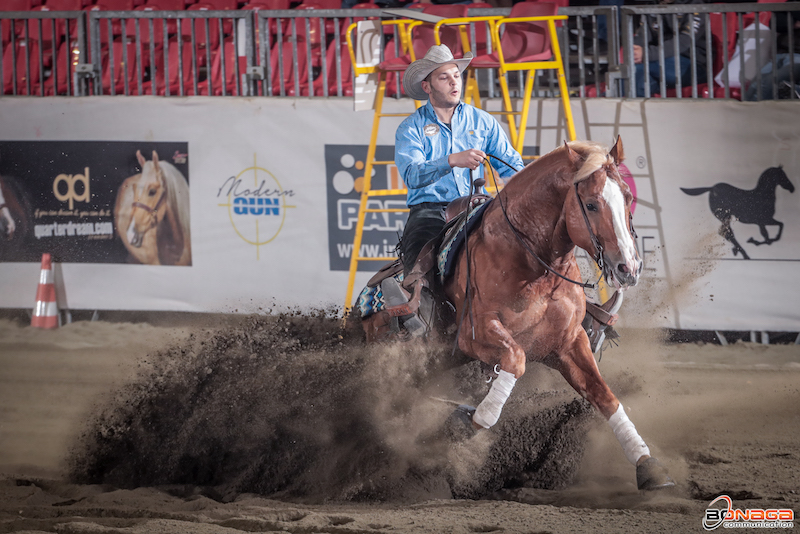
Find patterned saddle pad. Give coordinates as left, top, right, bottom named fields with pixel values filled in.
left=356, top=270, right=403, bottom=319
left=437, top=198, right=491, bottom=284
left=357, top=198, right=492, bottom=319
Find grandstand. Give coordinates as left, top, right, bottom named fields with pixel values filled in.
left=0, top=0, right=797, bottom=98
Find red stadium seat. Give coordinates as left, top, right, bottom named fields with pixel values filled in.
left=2, top=39, right=41, bottom=94
left=42, top=0, right=82, bottom=10
left=200, top=0, right=237, bottom=8
left=245, top=0, right=290, bottom=8
left=95, top=0, right=135, bottom=9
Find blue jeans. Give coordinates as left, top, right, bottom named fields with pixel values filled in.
left=634, top=55, right=703, bottom=97
left=597, top=0, right=623, bottom=44
left=745, top=54, right=800, bottom=101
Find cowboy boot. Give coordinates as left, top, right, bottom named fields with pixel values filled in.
left=582, top=291, right=623, bottom=354
left=380, top=277, right=426, bottom=337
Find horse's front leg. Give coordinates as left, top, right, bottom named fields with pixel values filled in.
left=458, top=311, right=525, bottom=430
left=546, top=334, right=674, bottom=490
left=748, top=220, right=783, bottom=246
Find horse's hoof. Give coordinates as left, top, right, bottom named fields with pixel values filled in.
left=636, top=457, right=676, bottom=490
left=443, top=404, right=477, bottom=442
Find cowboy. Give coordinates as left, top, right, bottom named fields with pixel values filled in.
left=377, top=44, right=523, bottom=337
left=395, top=44, right=524, bottom=277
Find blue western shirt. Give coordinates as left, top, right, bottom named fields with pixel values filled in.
left=395, top=100, right=524, bottom=206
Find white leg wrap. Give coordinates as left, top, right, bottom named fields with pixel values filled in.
left=608, top=403, right=650, bottom=465
left=473, top=370, right=516, bottom=429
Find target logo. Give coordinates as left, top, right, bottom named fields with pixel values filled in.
left=216, top=154, right=296, bottom=259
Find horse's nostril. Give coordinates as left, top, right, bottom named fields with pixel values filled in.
left=618, top=263, right=629, bottom=274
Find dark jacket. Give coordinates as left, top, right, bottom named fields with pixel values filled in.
left=633, top=0, right=708, bottom=69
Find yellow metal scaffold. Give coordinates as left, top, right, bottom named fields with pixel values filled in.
left=342, top=11, right=580, bottom=313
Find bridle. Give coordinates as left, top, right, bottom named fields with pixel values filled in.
left=131, top=178, right=167, bottom=230
left=487, top=155, right=607, bottom=290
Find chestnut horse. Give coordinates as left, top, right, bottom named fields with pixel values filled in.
left=442, top=138, right=672, bottom=490
left=114, top=150, right=192, bottom=266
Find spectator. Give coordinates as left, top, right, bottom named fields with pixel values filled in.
left=631, top=0, right=708, bottom=97
left=745, top=11, right=800, bottom=100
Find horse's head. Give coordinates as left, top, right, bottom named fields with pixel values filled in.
left=564, top=138, right=642, bottom=290
left=766, top=166, right=795, bottom=194
left=0, top=180, right=15, bottom=240
left=127, top=150, right=167, bottom=248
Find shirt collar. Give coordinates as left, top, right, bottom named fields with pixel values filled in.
left=424, top=100, right=464, bottom=123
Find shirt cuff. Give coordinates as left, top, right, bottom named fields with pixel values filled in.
left=435, top=155, right=452, bottom=175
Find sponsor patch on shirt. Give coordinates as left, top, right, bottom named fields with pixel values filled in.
left=424, top=124, right=440, bottom=136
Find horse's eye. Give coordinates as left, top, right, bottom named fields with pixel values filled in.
left=148, top=188, right=157, bottom=197
left=586, top=203, right=597, bottom=212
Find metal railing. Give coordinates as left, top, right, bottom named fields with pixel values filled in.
left=1, top=3, right=797, bottom=99
left=617, top=2, right=798, bottom=99
left=0, top=10, right=86, bottom=96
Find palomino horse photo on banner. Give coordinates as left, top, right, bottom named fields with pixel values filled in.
left=358, top=138, right=675, bottom=491
left=114, top=150, right=192, bottom=266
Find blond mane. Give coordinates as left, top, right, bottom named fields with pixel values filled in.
left=568, top=141, right=615, bottom=183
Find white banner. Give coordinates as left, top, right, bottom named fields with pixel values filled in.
left=0, top=96, right=797, bottom=331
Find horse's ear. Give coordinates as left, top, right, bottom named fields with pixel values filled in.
left=564, top=141, right=581, bottom=167
left=151, top=151, right=160, bottom=167
left=609, top=136, right=624, bottom=165
left=136, top=150, right=146, bottom=168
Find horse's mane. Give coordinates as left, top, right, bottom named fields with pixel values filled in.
left=567, top=141, right=616, bottom=184
left=143, top=159, right=191, bottom=237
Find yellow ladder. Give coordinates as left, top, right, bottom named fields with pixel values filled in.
left=342, top=12, right=580, bottom=313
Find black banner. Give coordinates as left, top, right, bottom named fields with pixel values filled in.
left=0, top=141, right=190, bottom=265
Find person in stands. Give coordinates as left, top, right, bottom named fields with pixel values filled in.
left=631, top=0, right=708, bottom=97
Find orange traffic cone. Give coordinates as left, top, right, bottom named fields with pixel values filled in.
left=31, top=253, right=59, bottom=329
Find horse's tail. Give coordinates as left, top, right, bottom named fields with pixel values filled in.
left=680, top=187, right=712, bottom=196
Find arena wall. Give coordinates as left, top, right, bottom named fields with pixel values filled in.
left=0, top=96, right=797, bottom=331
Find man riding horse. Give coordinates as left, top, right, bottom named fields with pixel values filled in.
left=387, top=44, right=618, bottom=353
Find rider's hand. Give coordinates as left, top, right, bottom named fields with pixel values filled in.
left=449, top=149, right=486, bottom=171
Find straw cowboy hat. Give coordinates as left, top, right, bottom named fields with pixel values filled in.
left=403, top=44, right=474, bottom=101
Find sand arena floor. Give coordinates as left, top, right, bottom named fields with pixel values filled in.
left=0, top=315, right=798, bottom=534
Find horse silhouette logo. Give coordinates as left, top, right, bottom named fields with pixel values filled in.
left=681, top=166, right=794, bottom=259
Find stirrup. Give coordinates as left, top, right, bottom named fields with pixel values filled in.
left=583, top=291, right=623, bottom=354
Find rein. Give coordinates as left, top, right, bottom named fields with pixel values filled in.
left=487, top=155, right=602, bottom=290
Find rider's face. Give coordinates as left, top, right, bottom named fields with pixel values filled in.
left=422, top=64, right=462, bottom=108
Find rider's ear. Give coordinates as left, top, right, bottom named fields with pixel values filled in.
left=564, top=141, right=581, bottom=167
left=609, top=136, right=624, bottom=165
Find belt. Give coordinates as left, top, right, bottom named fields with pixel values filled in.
left=410, top=201, right=449, bottom=210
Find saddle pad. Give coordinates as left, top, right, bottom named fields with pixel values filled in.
left=438, top=199, right=491, bottom=284
left=357, top=270, right=404, bottom=319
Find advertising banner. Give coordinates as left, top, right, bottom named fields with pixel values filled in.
left=0, top=96, right=797, bottom=332
left=0, top=141, right=191, bottom=265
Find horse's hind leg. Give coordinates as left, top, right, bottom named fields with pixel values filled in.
left=719, top=223, right=750, bottom=259
left=546, top=337, right=674, bottom=490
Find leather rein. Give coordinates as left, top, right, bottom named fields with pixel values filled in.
left=486, top=154, right=605, bottom=290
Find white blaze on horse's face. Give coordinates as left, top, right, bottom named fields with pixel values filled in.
left=0, top=187, right=15, bottom=239
left=602, top=177, right=641, bottom=288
